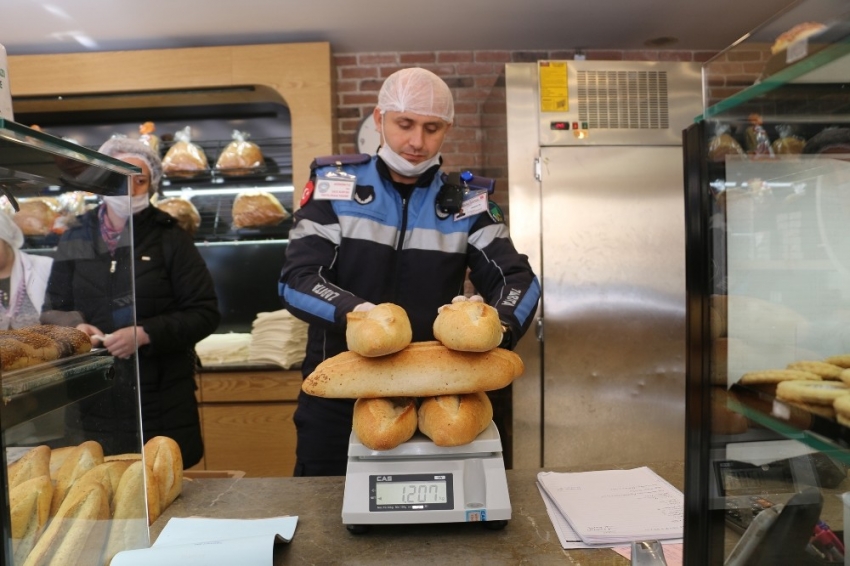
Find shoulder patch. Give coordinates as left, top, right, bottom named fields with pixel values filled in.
left=300, top=179, right=315, bottom=206
left=487, top=200, right=505, bottom=223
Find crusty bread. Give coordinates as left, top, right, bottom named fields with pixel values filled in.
left=216, top=138, right=264, bottom=175
left=433, top=300, right=503, bottom=352
left=103, top=453, right=142, bottom=463
left=418, top=392, right=493, bottom=447
left=144, top=436, right=183, bottom=510
left=8, top=445, right=51, bottom=490
left=162, top=140, right=208, bottom=177
left=74, top=461, right=134, bottom=514
left=49, top=446, right=78, bottom=482
left=346, top=303, right=412, bottom=357
left=102, top=461, right=154, bottom=565
left=23, top=482, right=110, bottom=566
left=51, top=441, right=104, bottom=516
left=303, top=341, right=524, bottom=399
left=26, top=325, right=92, bottom=357
left=155, top=197, right=201, bottom=235
left=10, top=475, right=53, bottom=565
left=353, top=397, right=418, bottom=450
left=771, top=21, right=826, bottom=54
left=231, top=191, right=288, bottom=229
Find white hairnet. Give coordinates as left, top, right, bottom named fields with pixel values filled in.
left=98, top=136, right=163, bottom=194
left=377, top=68, right=454, bottom=123
left=0, top=212, right=24, bottom=249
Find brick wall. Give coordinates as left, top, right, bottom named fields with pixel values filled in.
left=333, top=49, right=719, bottom=211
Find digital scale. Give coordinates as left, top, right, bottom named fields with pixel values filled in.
left=342, top=421, right=511, bottom=533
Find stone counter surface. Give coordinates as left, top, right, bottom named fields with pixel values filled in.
left=151, top=462, right=684, bottom=565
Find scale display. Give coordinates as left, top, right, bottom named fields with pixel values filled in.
left=370, top=473, right=454, bottom=512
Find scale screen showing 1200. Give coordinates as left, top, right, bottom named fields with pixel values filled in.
left=370, top=474, right=455, bottom=511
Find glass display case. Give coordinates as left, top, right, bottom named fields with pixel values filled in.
left=0, top=119, right=145, bottom=565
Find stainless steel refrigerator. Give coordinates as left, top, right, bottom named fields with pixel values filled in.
left=506, top=60, right=703, bottom=469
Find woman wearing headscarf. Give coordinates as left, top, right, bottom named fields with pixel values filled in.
left=43, top=137, right=220, bottom=467
left=0, top=211, right=52, bottom=330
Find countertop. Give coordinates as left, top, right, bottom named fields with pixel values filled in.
left=151, top=461, right=684, bottom=565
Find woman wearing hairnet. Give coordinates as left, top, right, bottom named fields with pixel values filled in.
left=0, top=212, right=52, bottom=329
left=42, top=137, right=220, bottom=467
left=280, top=68, right=540, bottom=476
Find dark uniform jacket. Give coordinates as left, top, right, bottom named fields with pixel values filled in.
left=279, top=156, right=540, bottom=473
left=45, top=205, right=220, bottom=467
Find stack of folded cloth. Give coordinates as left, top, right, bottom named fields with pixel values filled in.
left=249, top=310, right=308, bottom=369
left=195, top=333, right=252, bottom=367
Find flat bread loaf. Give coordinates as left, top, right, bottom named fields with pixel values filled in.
left=418, top=392, right=493, bottom=447
left=303, top=341, right=524, bottom=398
left=433, top=300, right=503, bottom=352
left=346, top=303, right=412, bottom=357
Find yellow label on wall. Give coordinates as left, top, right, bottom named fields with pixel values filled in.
left=539, top=61, right=568, bottom=113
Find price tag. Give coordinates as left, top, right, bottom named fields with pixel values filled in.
left=786, top=39, right=808, bottom=64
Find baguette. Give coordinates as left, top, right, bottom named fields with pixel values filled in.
left=346, top=303, right=412, bottom=357
left=49, top=446, right=77, bottom=482
left=10, top=475, right=53, bottom=565
left=433, top=299, right=503, bottom=352
left=51, top=441, right=104, bottom=516
left=23, top=482, right=110, bottom=566
left=352, top=397, right=418, bottom=450
left=418, top=392, right=493, bottom=447
left=8, top=445, right=51, bottom=490
left=303, top=341, right=524, bottom=398
left=103, top=461, right=154, bottom=565
left=75, top=461, right=134, bottom=514
left=144, top=436, right=183, bottom=510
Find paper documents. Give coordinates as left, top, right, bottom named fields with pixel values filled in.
left=111, top=516, right=298, bottom=566
left=537, top=466, right=683, bottom=545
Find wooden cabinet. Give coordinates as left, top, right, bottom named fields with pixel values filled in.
left=193, top=369, right=302, bottom=477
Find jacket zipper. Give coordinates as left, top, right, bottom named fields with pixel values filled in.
left=393, top=195, right=410, bottom=300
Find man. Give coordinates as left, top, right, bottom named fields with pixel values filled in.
left=280, top=67, right=540, bottom=476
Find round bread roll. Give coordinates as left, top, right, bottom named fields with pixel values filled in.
left=13, top=198, right=59, bottom=236
left=144, top=436, right=183, bottom=510
left=162, top=140, right=208, bottom=177
left=433, top=299, right=503, bottom=352
left=418, top=392, right=493, bottom=447
left=352, top=397, right=418, bottom=450
left=346, top=303, right=412, bottom=357
left=231, top=191, right=289, bottom=229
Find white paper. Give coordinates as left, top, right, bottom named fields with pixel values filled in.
left=537, top=467, right=683, bottom=545
left=111, top=516, right=298, bottom=566
left=536, top=483, right=594, bottom=549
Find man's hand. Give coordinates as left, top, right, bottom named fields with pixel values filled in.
left=101, top=326, right=151, bottom=359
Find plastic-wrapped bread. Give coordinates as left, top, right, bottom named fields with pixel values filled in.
left=13, top=197, right=60, bottom=236
left=215, top=129, right=264, bottom=175
left=708, top=124, right=745, bottom=162
left=162, top=126, right=208, bottom=177
left=771, top=22, right=826, bottom=54
left=155, top=197, right=201, bottom=235
left=231, top=191, right=289, bottom=229
left=771, top=125, right=805, bottom=155
left=138, top=121, right=160, bottom=154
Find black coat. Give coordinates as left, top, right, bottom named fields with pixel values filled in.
left=45, top=206, right=220, bottom=467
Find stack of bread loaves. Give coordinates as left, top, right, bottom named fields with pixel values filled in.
left=302, top=297, right=523, bottom=450
left=0, top=325, right=92, bottom=371
left=7, top=436, right=183, bottom=565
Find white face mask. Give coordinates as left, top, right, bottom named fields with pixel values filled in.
left=103, top=194, right=150, bottom=219
left=378, top=118, right=442, bottom=179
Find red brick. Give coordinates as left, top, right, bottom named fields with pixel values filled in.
left=548, top=50, right=576, bottom=60
left=693, top=51, right=719, bottom=63
left=481, top=114, right=506, bottom=128
left=705, top=62, right=743, bottom=74
left=726, top=50, right=762, bottom=62
left=438, top=52, right=474, bottom=63
left=455, top=87, right=493, bottom=101
left=342, top=93, right=379, bottom=105
left=333, top=54, right=358, bottom=67
left=482, top=99, right=506, bottom=114
left=454, top=115, right=481, bottom=128
left=474, top=76, right=500, bottom=89
left=622, top=50, right=661, bottom=61
left=359, top=53, right=398, bottom=65
left=336, top=80, right=358, bottom=93
left=453, top=101, right=480, bottom=115
left=448, top=128, right=478, bottom=141
left=339, top=119, right=361, bottom=132
left=400, top=52, right=437, bottom=64
left=585, top=50, right=624, bottom=60
left=359, top=79, right=384, bottom=92
left=475, top=51, right=511, bottom=63
left=742, top=63, right=767, bottom=74
left=455, top=62, right=500, bottom=75
left=657, top=51, right=693, bottom=61
left=340, top=67, right=379, bottom=79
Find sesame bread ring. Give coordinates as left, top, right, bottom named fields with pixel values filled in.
left=787, top=360, right=844, bottom=380
left=825, top=355, right=850, bottom=369
left=739, top=369, right=821, bottom=385
left=776, top=380, right=850, bottom=405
